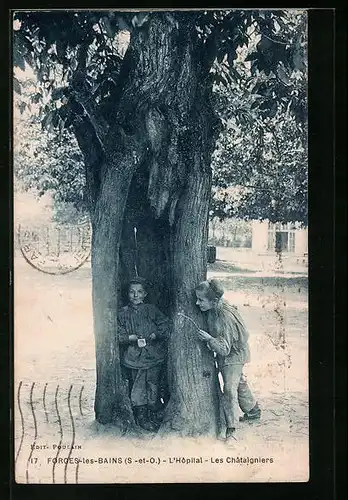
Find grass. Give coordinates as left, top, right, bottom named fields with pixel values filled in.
left=208, top=260, right=256, bottom=274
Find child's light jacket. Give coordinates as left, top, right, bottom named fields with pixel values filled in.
left=206, top=299, right=251, bottom=366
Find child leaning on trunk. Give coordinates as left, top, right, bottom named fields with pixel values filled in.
left=117, top=277, right=171, bottom=432
left=194, top=279, right=261, bottom=443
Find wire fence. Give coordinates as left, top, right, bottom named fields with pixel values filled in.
left=15, top=223, right=92, bottom=273
left=15, top=223, right=91, bottom=256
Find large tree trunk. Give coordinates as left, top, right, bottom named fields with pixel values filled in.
left=91, top=160, right=137, bottom=427
left=76, top=13, right=222, bottom=436
left=161, top=160, right=221, bottom=437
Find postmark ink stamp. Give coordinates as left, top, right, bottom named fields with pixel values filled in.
left=17, top=222, right=91, bottom=275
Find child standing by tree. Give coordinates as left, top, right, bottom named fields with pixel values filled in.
left=194, top=279, right=261, bottom=443
left=118, top=277, right=171, bottom=432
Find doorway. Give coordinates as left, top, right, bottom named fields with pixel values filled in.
left=275, top=231, right=289, bottom=252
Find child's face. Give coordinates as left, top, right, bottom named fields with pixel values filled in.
left=195, top=290, right=216, bottom=312
left=128, top=283, right=147, bottom=306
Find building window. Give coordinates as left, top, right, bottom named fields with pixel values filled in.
left=289, top=231, right=295, bottom=252
left=275, top=231, right=289, bottom=252
left=267, top=222, right=296, bottom=252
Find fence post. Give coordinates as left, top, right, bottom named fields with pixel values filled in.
left=46, top=225, right=50, bottom=256
left=56, top=226, right=61, bottom=257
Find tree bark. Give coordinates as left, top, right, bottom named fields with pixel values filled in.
left=76, top=13, right=222, bottom=436
left=161, top=162, right=221, bottom=437
left=91, top=154, right=141, bottom=428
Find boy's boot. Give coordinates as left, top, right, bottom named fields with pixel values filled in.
left=148, top=401, right=165, bottom=425
left=148, top=406, right=162, bottom=431
left=141, top=407, right=159, bottom=432
left=134, top=406, right=152, bottom=431
left=239, top=402, right=261, bottom=422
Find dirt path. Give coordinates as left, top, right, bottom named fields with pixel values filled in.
left=14, top=256, right=309, bottom=483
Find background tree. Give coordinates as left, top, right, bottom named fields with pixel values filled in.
left=210, top=112, right=308, bottom=224
left=13, top=9, right=307, bottom=436
left=14, top=83, right=87, bottom=223
left=209, top=10, right=307, bottom=224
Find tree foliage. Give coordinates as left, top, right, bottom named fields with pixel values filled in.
left=209, top=10, right=307, bottom=224
left=13, top=9, right=307, bottom=223
left=12, top=9, right=308, bottom=433
left=13, top=80, right=86, bottom=219
left=210, top=105, right=308, bottom=224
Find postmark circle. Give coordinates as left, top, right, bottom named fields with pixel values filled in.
left=17, top=221, right=92, bottom=275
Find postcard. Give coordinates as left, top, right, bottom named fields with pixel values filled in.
left=13, top=8, right=309, bottom=484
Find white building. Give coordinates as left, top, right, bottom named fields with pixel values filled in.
left=252, top=221, right=308, bottom=255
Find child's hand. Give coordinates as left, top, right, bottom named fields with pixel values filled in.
left=196, top=329, right=212, bottom=342
left=128, top=334, right=138, bottom=342
left=149, top=333, right=156, bottom=340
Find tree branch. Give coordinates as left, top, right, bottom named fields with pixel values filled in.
left=70, top=71, right=109, bottom=148
left=70, top=43, right=109, bottom=149
left=72, top=115, right=103, bottom=211
left=255, top=27, right=289, bottom=46
left=76, top=41, right=89, bottom=71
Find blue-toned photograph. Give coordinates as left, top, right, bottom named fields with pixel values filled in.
left=13, top=9, right=308, bottom=484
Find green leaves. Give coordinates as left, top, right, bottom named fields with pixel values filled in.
left=211, top=11, right=307, bottom=224
left=12, top=9, right=307, bottom=226
left=55, top=39, right=68, bottom=64
left=201, top=9, right=307, bottom=134
left=13, top=11, right=127, bottom=89
left=13, top=77, right=22, bottom=94
left=31, top=92, right=43, bottom=104
left=249, top=35, right=288, bottom=76
left=211, top=104, right=308, bottom=224
left=13, top=51, right=26, bottom=71
left=18, top=102, right=27, bottom=114
left=292, top=45, right=305, bottom=71
left=131, top=12, right=150, bottom=28
left=51, top=87, right=68, bottom=100
left=14, top=105, right=86, bottom=212
left=41, top=110, right=53, bottom=130
left=276, top=64, right=291, bottom=85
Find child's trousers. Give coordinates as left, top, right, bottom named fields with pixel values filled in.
left=220, top=363, right=257, bottom=428
left=129, top=365, right=162, bottom=408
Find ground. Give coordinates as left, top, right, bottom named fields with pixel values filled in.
left=14, top=247, right=308, bottom=484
